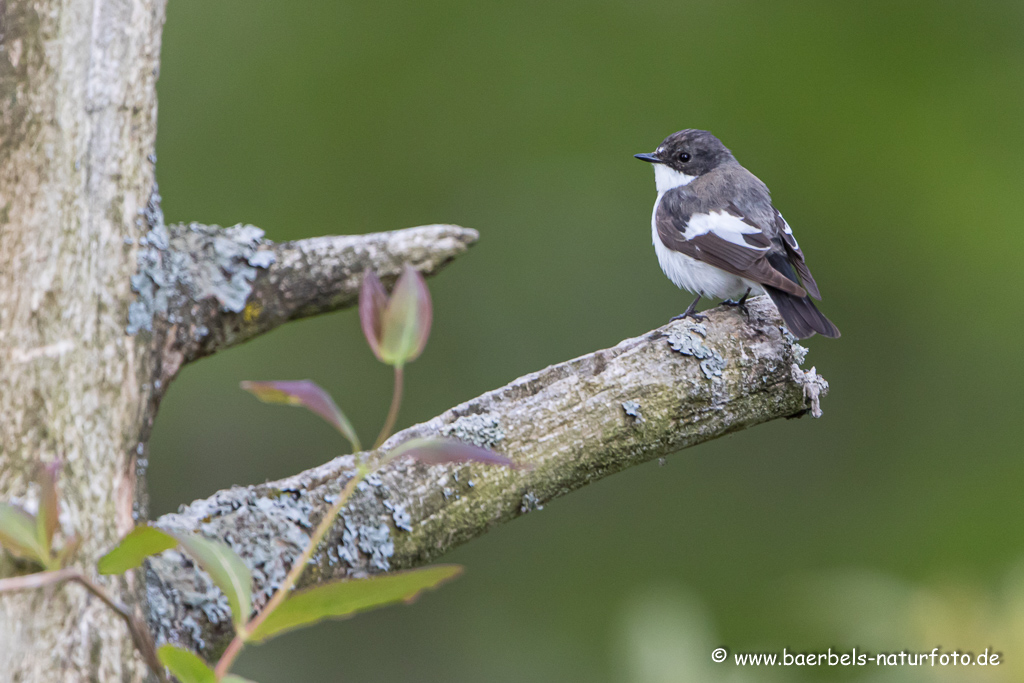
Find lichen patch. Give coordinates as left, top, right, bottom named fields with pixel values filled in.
left=621, top=400, right=645, bottom=424
left=666, top=323, right=726, bottom=380
left=440, top=413, right=504, bottom=449
left=790, top=364, right=829, bottom=418
left=126, top=189, right=277, bottom=334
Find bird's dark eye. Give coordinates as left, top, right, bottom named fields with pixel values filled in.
left=679, top=152, right=691, bottom=163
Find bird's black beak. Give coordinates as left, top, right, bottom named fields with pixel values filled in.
left=634, top=153, right=661, bottom=164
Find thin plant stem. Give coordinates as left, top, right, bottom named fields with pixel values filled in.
left=0, top=568, right=168, bottom=683
left=213, top=466, right=369, bottom=680
left=71, top=573, right=167, bottom=682
left=0, top=567, right=78, bottom=591
left=214, top=636, right=245, bottom=681
left=373, top=364, right=404, bottom=449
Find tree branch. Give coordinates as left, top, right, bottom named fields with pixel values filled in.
left=143, top=296, right=827, bottom=657
left=125, top=218, right=477, bottom=379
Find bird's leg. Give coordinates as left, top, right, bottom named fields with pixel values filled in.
left=722, top=288, right=752, bottom=308
left=671, top=294, right=706, bottom=322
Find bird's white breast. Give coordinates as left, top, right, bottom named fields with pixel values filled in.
left=649, top=170, right=764, bottom=300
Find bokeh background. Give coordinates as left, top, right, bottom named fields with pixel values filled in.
left=149, top=1, right=1024, bottom=681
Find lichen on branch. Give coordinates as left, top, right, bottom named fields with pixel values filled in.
left=123, top=201, right=477, bottom=376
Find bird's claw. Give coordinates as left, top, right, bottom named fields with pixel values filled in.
left=721, top=288, right=751, bottom=310
left=671, top=294, right=705, bottom=323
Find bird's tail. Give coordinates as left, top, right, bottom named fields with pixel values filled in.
left=765, top=287, right=841, bottom=339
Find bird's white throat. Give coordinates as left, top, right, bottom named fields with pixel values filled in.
left=653, top=164, right=697, bottom=193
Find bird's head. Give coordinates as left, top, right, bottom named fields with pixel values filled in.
left=635, top=129, right=735, bottom=189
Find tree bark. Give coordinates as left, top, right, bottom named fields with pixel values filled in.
left=0, top=1, right=829, bottom=680
left=1, top=0, right=167, bottom=679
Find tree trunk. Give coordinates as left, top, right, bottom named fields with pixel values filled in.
left=1, top=0, right=167, bottom=679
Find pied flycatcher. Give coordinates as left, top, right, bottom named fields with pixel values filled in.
left=635, top=129, right=839, bottom=339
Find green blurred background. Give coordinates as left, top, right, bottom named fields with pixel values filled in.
left=149, top=1, right=1024, bottom=681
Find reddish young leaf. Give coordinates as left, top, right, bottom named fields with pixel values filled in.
left=240, top=380, right=360, bottom=452
left=36, top=461, right=60, bottom=552
left=403, top=264, right=433, bottom=362
left=359, top=269, right=389, bottom=361
left=387, top=438, right=521, bottom=469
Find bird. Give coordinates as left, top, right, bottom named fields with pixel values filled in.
left=635, top=129, right=839, bottom=339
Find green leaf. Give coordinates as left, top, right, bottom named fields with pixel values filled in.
left=379, top=264, right=432, bottom=366
left=157, top=644, right=215, bottom=683
left=240, top=380, right=361, bottom=452
left=249, top=564, right=463, bottom=642
left=97, top=525, right=177, bottom=575
left=222, top=676, right=259, bottom=683
left=171, top=531, right=253, bottom=630
left=0, top=503, right=47, bottom=563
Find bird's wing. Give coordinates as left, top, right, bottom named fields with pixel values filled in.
left=655, top=191, right=807, bottom=297
left=771, top=209, right=821, bottom=300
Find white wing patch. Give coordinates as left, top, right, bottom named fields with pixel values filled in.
left=777, top=212, right=800, bottom=247
left=684, top=211, right=768, bottom=249
left=650, top=199, right=767, bottom=300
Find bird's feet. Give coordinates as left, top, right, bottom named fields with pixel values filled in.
left=670, top=310, right=707, bottom=322
left=721, top=288, right=752, bottom=310
left=670, top=295, right=706, bottom=322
